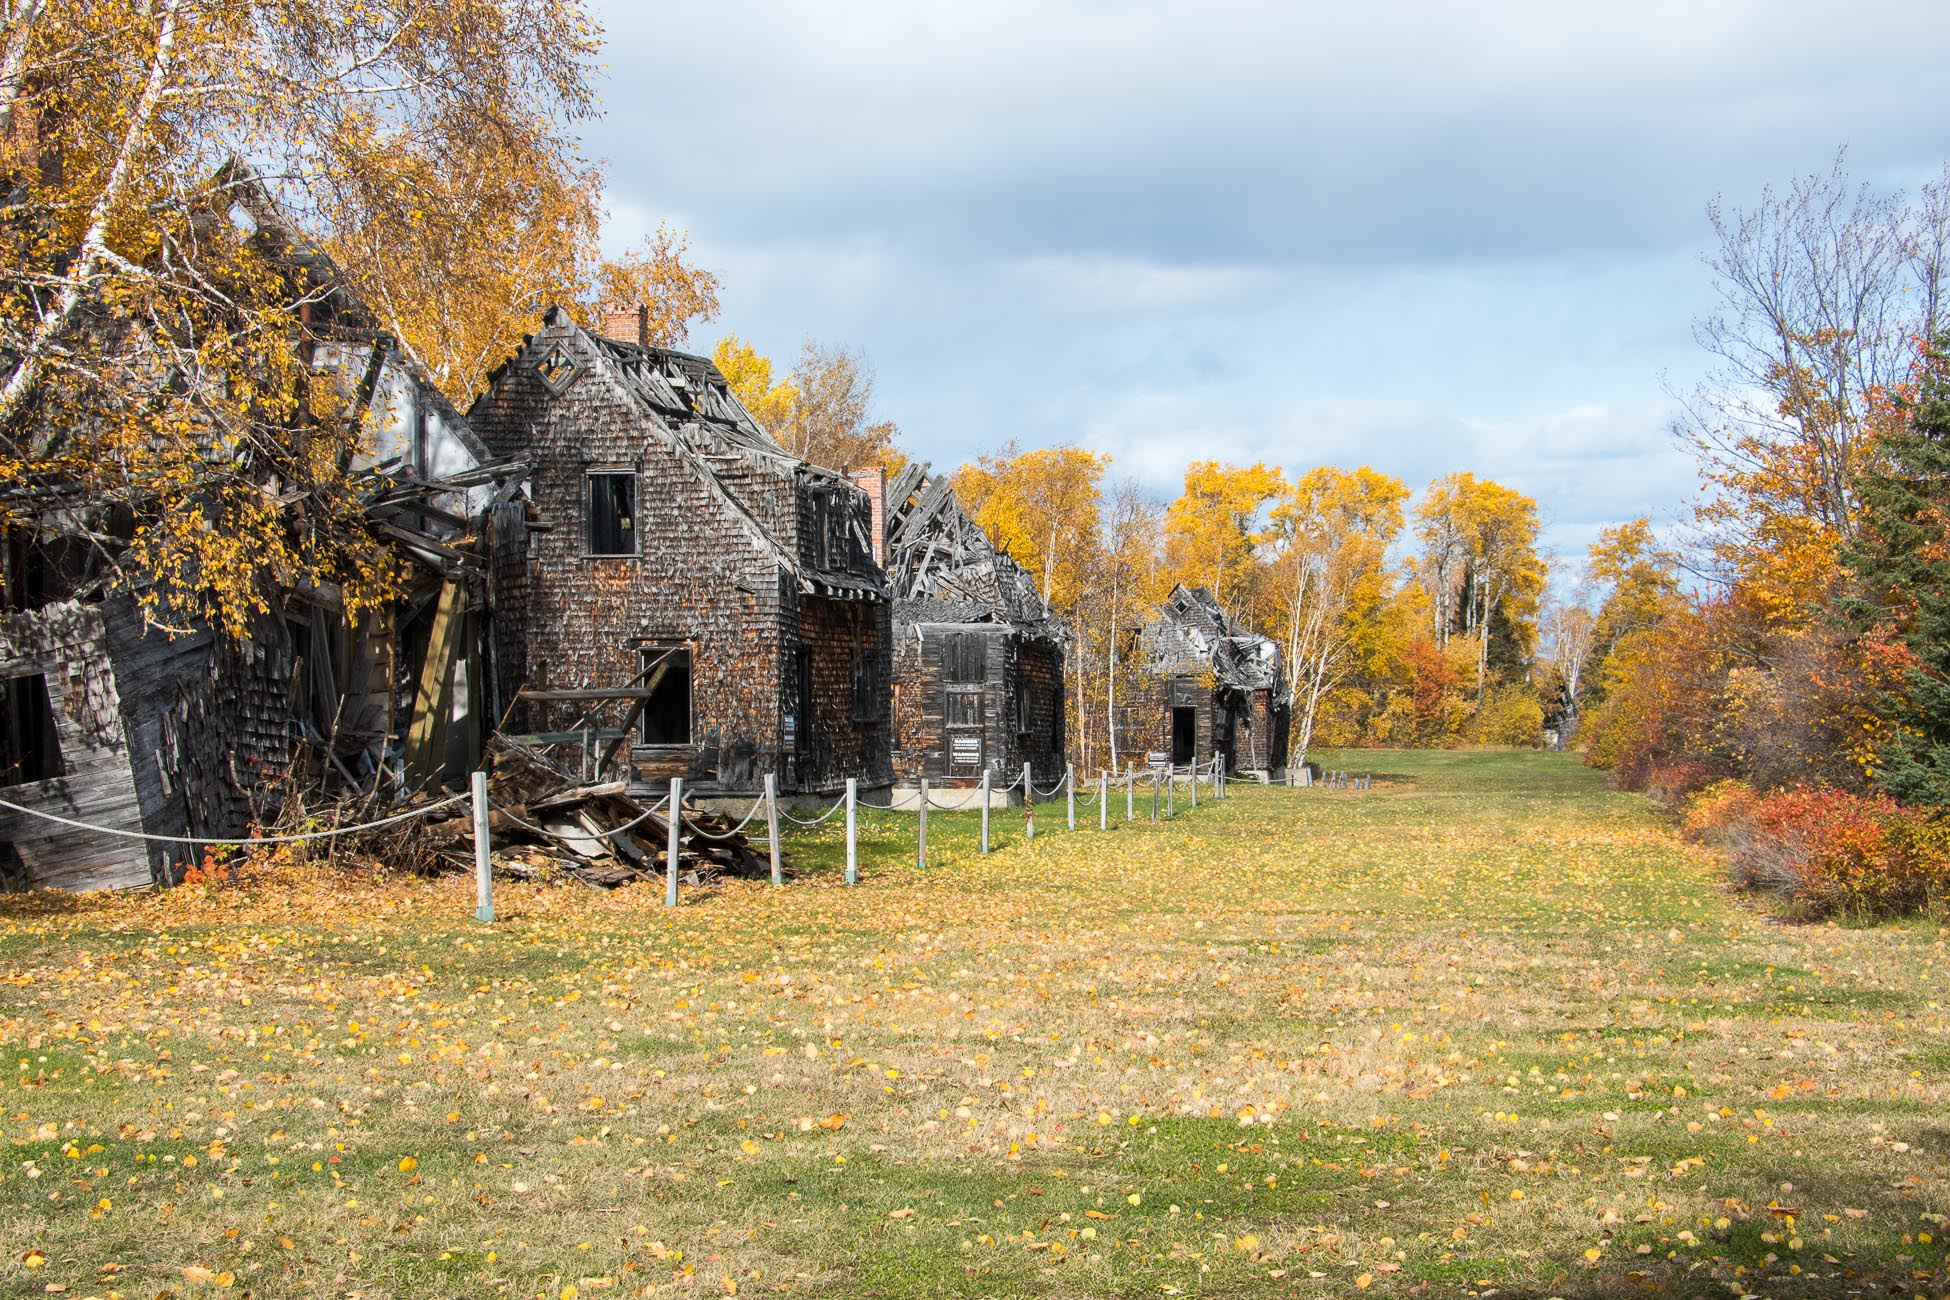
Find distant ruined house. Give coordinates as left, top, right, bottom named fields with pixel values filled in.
left=467, top=306, right=893, bottom=797
left=1124, top=585, right=1288, bottom=777
left=863, top=463, right=1067, bottom=794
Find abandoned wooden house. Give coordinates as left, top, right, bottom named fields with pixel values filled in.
left=866, top=464, right=1067, bottom=796
left=1124, top=584, right=1289, bottom=777
left=0, top=182, right=521, bottom=892
left=466, top=306, right=894, bottom=798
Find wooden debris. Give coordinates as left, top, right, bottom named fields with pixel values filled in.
left=406, top=738, right=785, bottom=889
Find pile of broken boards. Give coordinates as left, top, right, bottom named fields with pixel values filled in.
left=416, top=741, right=787, bottom=888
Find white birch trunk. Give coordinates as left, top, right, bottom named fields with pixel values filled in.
left=2, top=0, right=182, bottom=447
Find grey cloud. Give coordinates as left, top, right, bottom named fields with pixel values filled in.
left=585, top=0, right=1950, bottom=574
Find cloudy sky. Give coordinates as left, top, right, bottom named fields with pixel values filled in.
left=586, top=0, right=1950, bottom=563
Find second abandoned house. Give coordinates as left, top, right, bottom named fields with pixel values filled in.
left=469, top=307, right=894, bottom=797
left=1124, top=584, right=1289, bottom=777
left=869, top=464, right=1068, bottom=796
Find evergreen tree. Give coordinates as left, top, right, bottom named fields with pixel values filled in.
left=1842, top=335, right=1950, bottom=804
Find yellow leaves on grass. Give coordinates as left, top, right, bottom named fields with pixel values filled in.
left=3, top=754, right=1946, bottom=1296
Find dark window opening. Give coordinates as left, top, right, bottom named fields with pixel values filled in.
left=587, top=472, right=637, bottom=557
left=286, top=610, right=344, bottom=738
left=0, top=673, right=64, bottom=785
left=1170, top=707, right=1197, bottom=765
left=639, top=646, right=691, bottom=745
left=944, top=632, right=987, bottom=683
left=1015, top=680, right=1033, bottom=735
left=851, top=645, right=885, bottom=723
left=790, top=647, right=813, bottom=753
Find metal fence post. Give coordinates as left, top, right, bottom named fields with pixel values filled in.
left=1126, top=762, right=1134, bottom=821
left=1167, top=765, right=1176, bottom=818
left=917, top=776, right=929, bottom=869
left=1098, top=770, right=1108, bottom=831
left=981, top=767, right=991, bottom=852
left=1066, top=761, right=1075, bottom=831
left=845, top=777, right=858, bottom=885
left=471, top=769, right=493, bottom=924
left=765, top=773, right=782, bottom=885
left=665, top=776, right=682, bottom=908
left=1189, top=758, right=1198, bottom=809
left=1151, top=767, right=1159, bottom=821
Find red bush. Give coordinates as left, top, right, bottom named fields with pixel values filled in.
left=1684, top=784, right=1950, bottom=918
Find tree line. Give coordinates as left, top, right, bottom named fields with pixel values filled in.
left=715, top=328, right=1556, bottom=773
left=1537, top=153, right=1950, bottom=918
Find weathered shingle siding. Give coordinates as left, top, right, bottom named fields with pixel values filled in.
left=469, top=322, right=791, bottom=788
left=1015, top=639, right=1065, bottom=783
left=469, top=317, right=893, bottom=793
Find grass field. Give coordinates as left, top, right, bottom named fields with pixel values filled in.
left=1, top=750, right=1945, bottom=1298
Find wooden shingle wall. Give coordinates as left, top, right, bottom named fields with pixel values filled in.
left=469, top=317, right=895, bottom=793
left=470, top=323, right=786, bottom=789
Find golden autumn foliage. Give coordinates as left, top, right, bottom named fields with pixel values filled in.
left=0, top=0, right=721, bottom=637
left=1265, top=466, right=1409, bottom=763
left=712, top=336, right=904, bottom=474
left=952, top=443, right=1108, bottom=611
left=1161, top=460, right=1283, bottom=616
left=713, top=334, right=799, bottom=434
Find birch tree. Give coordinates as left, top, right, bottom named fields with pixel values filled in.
left=0, top=0, right=710, bottom=634
left=1267, top=466, right=1406, bottom=767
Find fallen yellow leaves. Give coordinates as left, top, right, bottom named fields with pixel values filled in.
left=1, top=755, right=1944, bottom=1298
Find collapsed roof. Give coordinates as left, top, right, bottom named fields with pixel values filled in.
left=1145, top=584, right=1283, bottom=693
left=882, top=462, right=1065, bottom=643
left=508, top=307, right=885, bottom=602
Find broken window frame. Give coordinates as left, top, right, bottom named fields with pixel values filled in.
left=586, top=469, right=638, bottom=558
left=534, top=343, right=580, bottom=393
left=0, top=671, right=63, bottom=785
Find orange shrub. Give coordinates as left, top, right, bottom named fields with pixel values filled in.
left=1684, top=784, right=1950, bottom=919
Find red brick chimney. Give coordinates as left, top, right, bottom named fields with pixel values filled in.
left=600, top=304, right=648, bottom=348
left=847, top=467, right=887, bottom=567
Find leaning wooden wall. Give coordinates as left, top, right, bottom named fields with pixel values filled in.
left=0, top=601, right=154, bottom=890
